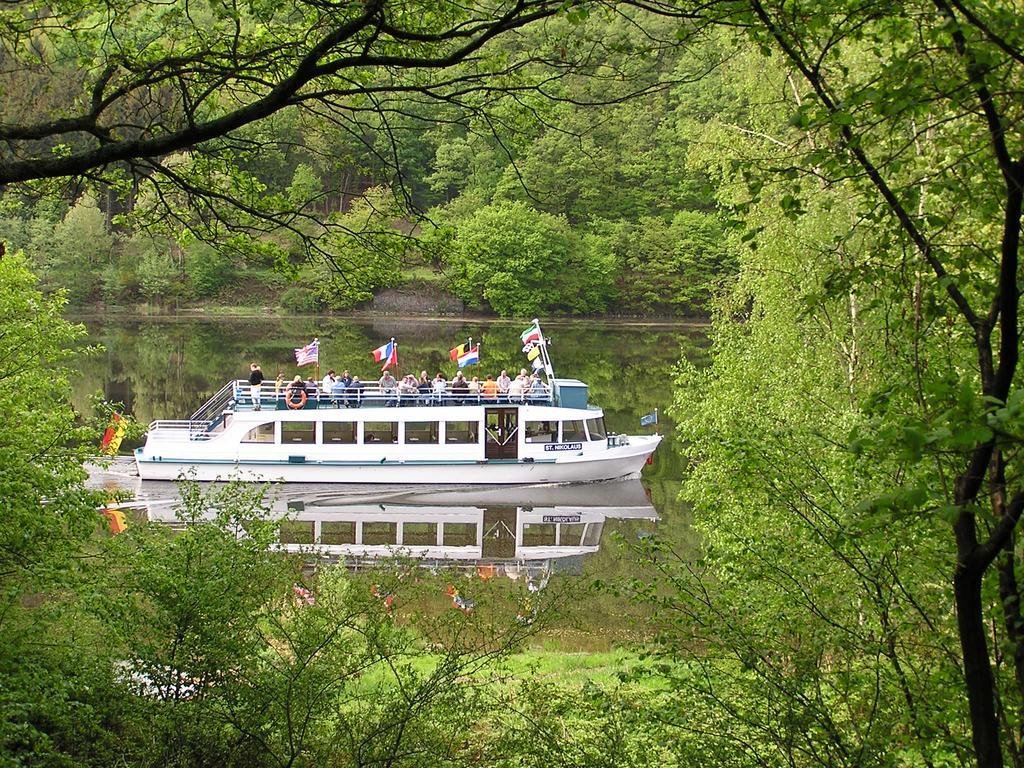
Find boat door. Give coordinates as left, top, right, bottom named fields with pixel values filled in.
left=484, top=408, right=519, bottom=460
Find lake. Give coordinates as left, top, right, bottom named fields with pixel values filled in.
left=72, top=315, right=707, bottom=588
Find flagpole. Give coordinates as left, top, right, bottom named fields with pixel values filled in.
left=534, top=318, right=555, bottom=380
left=315, top=337, right=320, bottom=382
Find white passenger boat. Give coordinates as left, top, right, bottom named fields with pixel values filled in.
left=135, top=327, right=661, bottom=484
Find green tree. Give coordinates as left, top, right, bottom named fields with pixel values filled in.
left=648, top=2, right=1024, bottom=764
left=0, top=253, right=117, bottom=764
left=441, top=201, right=612, bottom=316
left=48, top=197, right=114, bottom=303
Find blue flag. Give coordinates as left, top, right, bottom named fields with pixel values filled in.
left=640, top=410, right=658, bottom=427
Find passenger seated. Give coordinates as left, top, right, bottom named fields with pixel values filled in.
left=508, top=375, right=524, bottom=404
left=347, top=376, right=364, bottom=407
left=451, top=372, right=469, bottom=404
left=417, top=375, right=432, bottom=406
left=528, top=375, right=549, bottom=403
left=379, top=371, right=398, bottom=407
left=497, top=370, right=512, bottom=403
left=482, top=375, right=498, bottom=400
left=399, top=374, right=418, bottom=406
left=432, top=372, right=447, bottom=406
left=330, top=376, right=347, bottom=407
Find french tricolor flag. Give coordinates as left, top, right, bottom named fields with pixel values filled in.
left=372, top=340, right=398, bottom=371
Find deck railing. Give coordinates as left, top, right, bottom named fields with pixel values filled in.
left=147, top=420, right=216, bottom=441
left=191, top=380, right=239, bottom=422
left=223, top=380, right=554, bottom=411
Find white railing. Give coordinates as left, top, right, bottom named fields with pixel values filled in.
left=229, top=380, right=555, bottom=410
left=191, top=380, right=240, bottom=422
left=147, top=420, right=215, bottom=441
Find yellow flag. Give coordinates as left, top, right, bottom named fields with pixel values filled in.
left=100, top=413, right=128, bottom=455
left=527, top=345, right=541, bottom=361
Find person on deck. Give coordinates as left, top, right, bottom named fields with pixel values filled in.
left=379, top=371, right=398, bottom=407
left=347, top=376, right=364, bottom=407
left=338, top=369, right=353, bottom=406
left=451, top=371, right=469, bottom=404
left=432, top=372, right=447, bottom=406
left=497, top=370, right=511, bottom=403
left=482, top=375, right=498, bottom=401
left=322, top=369, right=336, bottom=394
left=248, top=363, right=264, bottom=411
left=330, top=374, right=348, bottom=407
left=529, top=374, right=549, bottom=403
left=417, top=373, right=432, bottom=405
left=399, top=375, right=418, bottom=406
left=508, top=374, right=525, bottom=404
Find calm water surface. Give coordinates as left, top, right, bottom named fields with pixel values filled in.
left=72, top=315, right=707, bottom=584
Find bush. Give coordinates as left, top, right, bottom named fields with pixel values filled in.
left=280, top=287, right=321, bottom=313
left=185, top=242, right=236, bottom=298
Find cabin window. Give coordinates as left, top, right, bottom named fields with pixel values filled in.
left=586, top=417, right=607, bottom=441
left=280, top=520, right=314, bottom=545
left=323, top=421, right=357, bottom=444
left=561, top=420, right=587, bottom=442
left=521, top=523, right=556, bottom=546
left=442, top=522, right=477, bottom=546
left=444, top=420, right=479, bottom=444
left=321, top=521, right=356, bottom=545
left=241, top=423, right=275, bottom=443
left=525, top=420, right=557, bottom=443
left=364, top=421, right=398, bottom=444
left=403, top=522, right=437, bottom=546
left=405, top=421, right=439, bottom=444
left=363, top=521, right=397, bottom=545
left=560, top=523, right=586, bottom=545
left=282, top=421, right=315, bottom=444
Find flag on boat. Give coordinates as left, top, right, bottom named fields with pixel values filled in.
left=457, top=346, right=480, bottom=368
left=526, top=345, right=541, bottom=362
left=640, top=409, right=659, bottom=427
left=372, top=340, right=398, bottom=371
left=100, top=412, right=128, bottom=455
left=294, top=338, right=319, bottom=366
left=521, top=323, right=541, bottom=345
left=449, top=342, right=468, bottom=362
left=532, top=358, right=544, bottom=372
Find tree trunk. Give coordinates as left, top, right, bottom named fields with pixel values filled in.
left=956, top=561, right=1004, bottom=768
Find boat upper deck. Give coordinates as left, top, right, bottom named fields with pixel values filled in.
left=187, top=378, right=592, bottom=423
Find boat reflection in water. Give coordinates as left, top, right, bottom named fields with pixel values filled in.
left=269, top=482, right=658, bottom=576
left=89, top=462, right=658, bottom=577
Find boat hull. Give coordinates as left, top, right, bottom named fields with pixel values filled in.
left=134, top=436, right=660, bottom=484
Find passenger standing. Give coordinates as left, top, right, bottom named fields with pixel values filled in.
left=274, top=371, right=286, bottom=403
left=468, top=376, right=481, bottom=404
left=248, top=362, right=264, bottom=411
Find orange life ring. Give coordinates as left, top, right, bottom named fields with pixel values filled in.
left=286, top=389, right=308, bottom=410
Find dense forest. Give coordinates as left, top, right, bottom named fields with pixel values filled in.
left=2, top=0, right=1024, bottom=766
left=0, top=11, right=734, bottom=317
